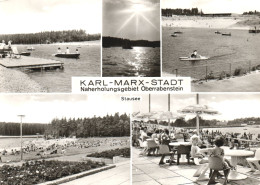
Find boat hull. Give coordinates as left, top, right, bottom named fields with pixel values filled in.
left=20, top=52, right=31, bottom=56
left=54, top=53, right=80, bottom=59
left=179, top=56, right=209, bottom=61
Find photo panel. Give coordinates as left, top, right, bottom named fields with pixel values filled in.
left=0, top=0, right=101, bottom=93
left=0, top=94, right=131, bottom=184
left=132, top=93, right=260, bottom=184
left=161, top=0, right=260, bottom=92
left=102, top=0, right=161, bottom=77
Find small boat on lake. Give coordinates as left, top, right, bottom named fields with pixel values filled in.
left=20, top=52, right=31, bottom=56
left=27, top=46, right=35, bottom=51
left=215, top=31, right=221, bottom=34
left=54, top=53, right=80, bottom=59
left=179, top=56, right=209, bottom=61
left=249, top=27, right=260, bottom=33
left=174, top=31, right=183, bottom=34
left=171, top=33, right=177, bottom=37
left=222, top=33, right=231, bottom=36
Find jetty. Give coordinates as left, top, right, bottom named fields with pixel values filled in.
left=0, top=56, right=64, bottom=70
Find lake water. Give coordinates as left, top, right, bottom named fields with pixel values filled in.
left=0, top=137, right=42, bottom=150
left=162, top=27, right=260, bottom=79
left=16, top=41, right=101, bottom=92
left=103, top=47, right=160, bottom=77
left=204, top=126, right=260, bottom=139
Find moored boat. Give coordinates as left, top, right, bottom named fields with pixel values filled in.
left=222, top=33, right=231, bottom=36
left=27, top=46, right=35, bottom=51
left=20, top=52, right=31, bottom=56
left=54, top=53, right=80, bottom=59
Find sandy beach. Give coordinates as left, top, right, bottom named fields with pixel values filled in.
left=0, top=65, right=46, bottom=93
left=162, top=15, right=259, bottom=30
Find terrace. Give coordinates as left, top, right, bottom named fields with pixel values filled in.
left=133, top=147, right=260, bottom=185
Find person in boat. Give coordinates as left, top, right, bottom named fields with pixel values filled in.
left=191, top=50, right=198, bottom=58
left=66, top=47, right=70, bottom=54
left=76, top=49, right=79, bottom=54
left=8, top=40, right=12, bottom=48
left=57, top=47, right=61, bottom=53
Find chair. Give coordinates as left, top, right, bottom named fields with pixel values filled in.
left=246, top=148, right=260, bottom=174
left=10, top=47, right=22, bottom=58
left=177, top=145, right=191, bottom=165
left=208, top=156, right=229, bottom=185
left=147, top=140, right=159, bottom=156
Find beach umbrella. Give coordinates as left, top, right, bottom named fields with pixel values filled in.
left=149, top=111, right=184, bottom=130
left=178, top=94, right=219, bottom=135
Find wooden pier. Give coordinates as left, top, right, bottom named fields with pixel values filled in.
left=0, top=56, right=64, bottom=70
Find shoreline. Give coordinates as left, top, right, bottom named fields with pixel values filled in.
left=192, top=70, right=260, bottom=92
left=0, top=65, right=46, bottom=93
left=162, top=15, right=259, bottom=30
left=13, top=40, right=101, bottom=46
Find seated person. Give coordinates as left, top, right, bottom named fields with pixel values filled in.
left=207, top=136, right=234, bottom=185
left=191, top=50, right=198, bottom=58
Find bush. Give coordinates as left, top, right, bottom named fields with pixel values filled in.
left=87, top=148, right=130, bottom=159
left=218, top=71, right=227, bottom=80
left=0, top=160, right=105, bottom=184
left=205, top=71, right=215, bottom=80
left=233, top=68, right=243, bottom=76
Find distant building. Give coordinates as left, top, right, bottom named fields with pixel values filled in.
left=201, top=13, right=232, bottom=17
left=216, top=121, right=228, bottom=126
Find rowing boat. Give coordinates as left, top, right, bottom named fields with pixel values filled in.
left=179, top=56, right=209, bottom=61
left=54, top=53, right=80, bottom=59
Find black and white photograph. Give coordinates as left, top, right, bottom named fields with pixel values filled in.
left=0, top=0, right=101, bottom=93
left=132, top=94, right=260, bottom=185
left=102, top=0, right=160, bottom=77
left=162, top=0, right=260, bottom=92
left=0, top=94, right=130, bottom=185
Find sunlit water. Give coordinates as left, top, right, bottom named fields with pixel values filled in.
left=162, top=27, right=260, bottom=79
left=102, top=47, right=160, bottom=77
left=16, top=41, right=100, bottom=92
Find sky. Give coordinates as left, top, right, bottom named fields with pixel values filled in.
left=103, top=0, right=160, bottom=41
left=162, top=0, right=260, bottom=14
left=0, top=0, right=101, bottom=34
left=133, top=94, right=260, bottom=121
left=0, top=94, right=131, bottom=124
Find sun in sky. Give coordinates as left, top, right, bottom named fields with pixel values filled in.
left=103, top=0, right=160, bottom=41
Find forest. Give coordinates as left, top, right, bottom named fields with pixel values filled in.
left=102, top=36, right=160, bottom=48
left=44, top=113, right=130, bottom=138
left=162, top=8, right=202, bottom=17
left=144, top=117, right=260, bottom=128
left=0, top=122, right=47, bottom=136
left=0, top=30, right=100, bottom=44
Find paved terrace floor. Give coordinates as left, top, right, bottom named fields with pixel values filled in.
left=132, top=147, right=260, bottom=185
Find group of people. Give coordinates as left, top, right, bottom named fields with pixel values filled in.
left=133, top=122, right=260, bottom=185
left=57, top=47, right=79, bottom=54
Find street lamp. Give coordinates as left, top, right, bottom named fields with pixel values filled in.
left=17, top=115, right=25, bottom=161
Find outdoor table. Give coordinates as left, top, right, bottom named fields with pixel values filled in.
left=224, top=149, right=254, bottom=180
left=169, top=142, right=191, bottom=146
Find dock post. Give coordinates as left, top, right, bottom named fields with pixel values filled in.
left=205, top=65, right=208, bottom=82
left=249, top=61, right=251, bottom=73
left=229, top=63, right=232, bottom=76
left=175, top=69, right=178, bottom=77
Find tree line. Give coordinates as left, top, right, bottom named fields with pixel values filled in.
left=102, top=36, right=160, bottom=48
left=0, top=122, right=47, bottom=136
left=0, top=30, right=100, bottom=45
left=44, top=113, right=130, bottom=138
left=162, top=8, right=203, bottom=17
left=145, top=116, right=260, bottom=128
left=243, top=10, right=260, bottom=15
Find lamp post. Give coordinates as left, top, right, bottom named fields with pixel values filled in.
left=17, top=115, right=25, bottom=161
